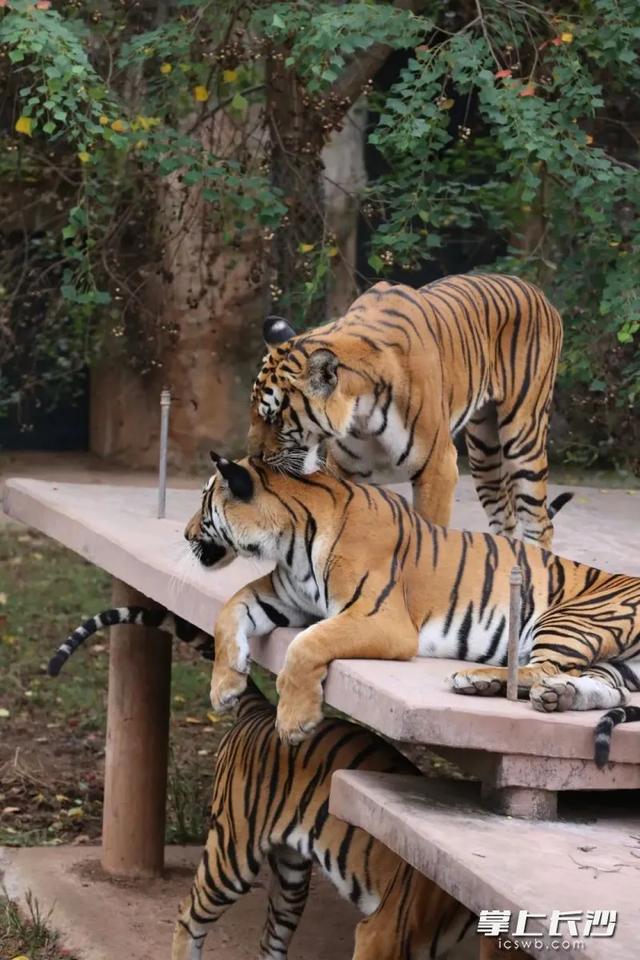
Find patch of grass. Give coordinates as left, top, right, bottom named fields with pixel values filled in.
left=0, top=887, right=77, bottom=959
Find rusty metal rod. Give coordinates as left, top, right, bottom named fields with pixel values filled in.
left=157, top=388, right=171, bottom=519
left=506, top=564, right=523, bottom=701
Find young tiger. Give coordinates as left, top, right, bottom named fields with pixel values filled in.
left=183, top=453, right=640, bottom=745
left=172, top=680, right=482, bottom=960
left=248, top=274, right=563, bottom=547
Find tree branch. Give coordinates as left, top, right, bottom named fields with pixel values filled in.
left=329, top=0, right=431, bottom=106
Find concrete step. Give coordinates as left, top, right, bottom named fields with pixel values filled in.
left=330, top=770, right=640, bottom=960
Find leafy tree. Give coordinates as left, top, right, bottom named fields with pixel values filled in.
left=0, top=0, right=638, bottom=469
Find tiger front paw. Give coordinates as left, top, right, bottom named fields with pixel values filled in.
left=210, top=665, right=248, bottom=713
left=449, top=668, right=506, bottom=697
left=275, top=670, right=324, bottom=745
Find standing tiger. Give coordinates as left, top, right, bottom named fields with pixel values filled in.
left=249, top=273, right=563, bottom=547
left=180, top=453, right=639, bottom=745
left=172, top=680, right=484, bottom=960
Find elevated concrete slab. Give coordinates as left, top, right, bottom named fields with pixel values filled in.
left=2, top=478, right=640, bottom=767
left=330, top=771, right=640, bottom=960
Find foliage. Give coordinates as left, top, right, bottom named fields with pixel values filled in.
left=364, top=0, right=640, bottom=467
left=0, top=0, right=638, bottom=467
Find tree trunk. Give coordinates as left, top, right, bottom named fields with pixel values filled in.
left=322, top=98, right=367, bottom=319
left=90, top=109, right=267, bottom=470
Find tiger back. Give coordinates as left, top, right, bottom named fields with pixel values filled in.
left=172, top=681, right=479, bottom=960
left=248, top=274, right=563, bottom=547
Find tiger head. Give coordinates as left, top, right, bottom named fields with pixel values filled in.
left=184, top=452, right=283, bottom=568
left=248, top=315, right=357, bottom=475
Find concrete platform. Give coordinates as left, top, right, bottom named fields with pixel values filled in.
left=3, top=477, right=640, bottom=769
left=329, top=771, right=640, bottom=960
left=0, top=845, right=360, bottom=960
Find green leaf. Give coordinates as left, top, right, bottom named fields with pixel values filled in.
left=231, top=93, right=248, bottom=113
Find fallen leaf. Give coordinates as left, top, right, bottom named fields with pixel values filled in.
left=0, top=593, right=7, bottom=605
left=67, top=807, right=84, bottom=819
left=2, top=807, right=20, bottom=815
left=185, top=716, right=203, bottom=725
left=0, top=707, right=10, bottom=718
left=55, top=793, right=70, bottom=803
left=173, top=694, right=186, bottom=705
left=207, top=711, right=224, bottom=724
left=197, top=749, right=210, bottom=756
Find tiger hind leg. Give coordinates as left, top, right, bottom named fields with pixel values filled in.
left=172, top=842, right=263, bottom=960
left=495, top=398, right=555, bottom=547
left=465, top=403, right=517, bottom=538
left=259, top=846, right=312, bottom=959
left=353, top=861, right=476, bottom=960
left=530, top=659, right=640, bottom=713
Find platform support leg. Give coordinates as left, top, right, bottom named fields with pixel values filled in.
left=481, top=784, right=557, bottom=820
left=102, top=579, right=172, bottom=877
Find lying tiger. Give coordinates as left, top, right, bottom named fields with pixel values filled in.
left=174, top=453, right=640, bottom=745
left=249, top=273, right=563, bottom=546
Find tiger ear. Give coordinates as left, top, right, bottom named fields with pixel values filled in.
left=209, top=451, right=254, bottom=501
left=263, top=315, right=296, bottom=347
left=305, top=349, right=339, bottom=396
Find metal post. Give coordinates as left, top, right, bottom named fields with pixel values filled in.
left=506, top=565, right=523, bottom=702
left=157, top=388, right=171, bottom=519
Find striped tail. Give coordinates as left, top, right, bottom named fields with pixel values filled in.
left=594, top=706, right=640, bottom=768
left=48, top=606, right=213, bottom=677
left=548, top=491, right=573, bottom=518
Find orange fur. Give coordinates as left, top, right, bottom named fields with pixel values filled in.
left=186, top=458, right=640, bottom=743
left=172, top=684, right=479, bottom=960
left=250, top=275, right=562, bottom=546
